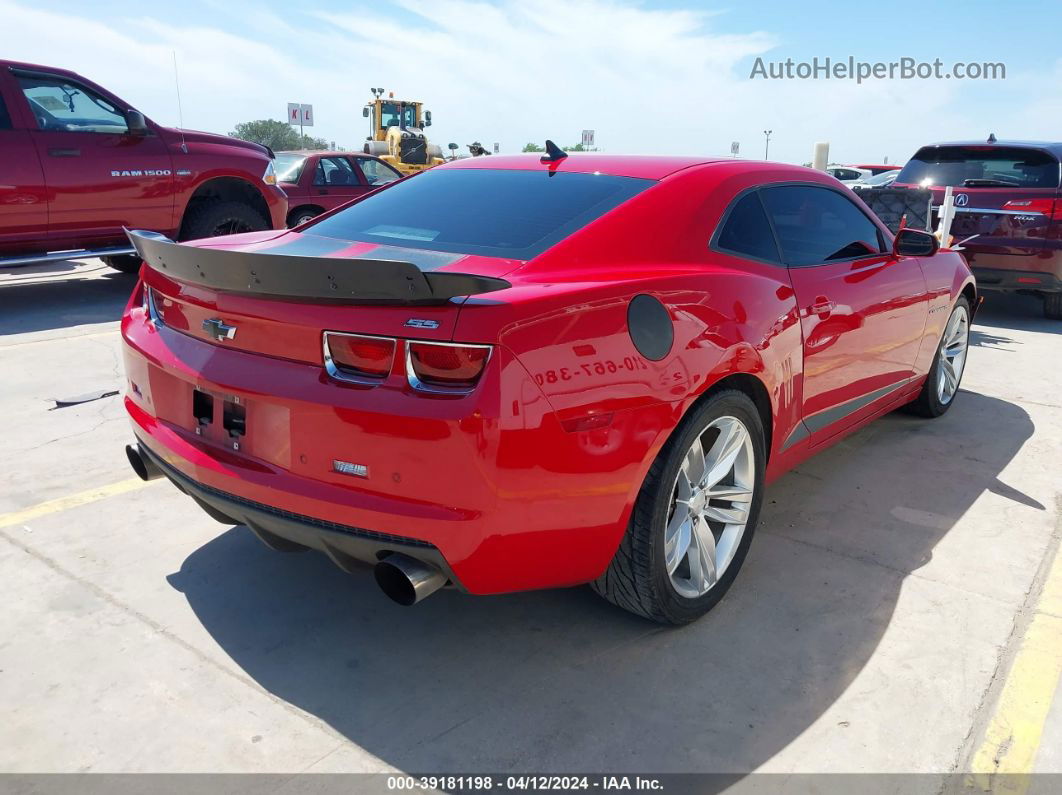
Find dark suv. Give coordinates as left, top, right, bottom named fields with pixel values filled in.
left=894, top=140, right=1062, bottom=319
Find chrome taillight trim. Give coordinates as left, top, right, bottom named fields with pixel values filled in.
left=323, top=331, right=397, bottom=386
left=405, top=339, right=493, bottom=395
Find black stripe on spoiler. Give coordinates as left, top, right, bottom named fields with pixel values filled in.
left=125, top=229, right=511, bottom=305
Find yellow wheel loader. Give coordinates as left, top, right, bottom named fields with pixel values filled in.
left=362, top=89, right=445, bottom=176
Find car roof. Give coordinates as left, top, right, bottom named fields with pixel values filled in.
left=0, top=59, right=80, bottom=75
left=915, top=140, right=1062, bottom=156
left=276, top=150, right=379, bottom=159
left=442, top=153, right=728, bottom=180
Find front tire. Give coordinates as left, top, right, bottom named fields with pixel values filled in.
left=906, top=297, right=971, bottom=418
left=592, top=390, right=766, bottom=625
left=180, top=200, right=268, bottom=241
left=287, top=208, right=320, bottom=228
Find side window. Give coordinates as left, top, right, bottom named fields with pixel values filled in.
left=714, top=191, right=781, bottom=263
left=354, top=157, right=400, bottom=186
left=0, top=93, right=11, bottom=129
left=314, top=156, right=357, bottom=186
left=761, top=185, right=885, bottom=266
left=16, top=74, right=127, bottom=133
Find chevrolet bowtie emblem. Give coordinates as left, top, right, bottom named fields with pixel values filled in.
left=202, top=317, right=237, bottom=341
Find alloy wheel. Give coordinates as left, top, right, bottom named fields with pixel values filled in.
left=664, top=416, right=756, bottom=599
left=937, top=305, right=969, bottom=405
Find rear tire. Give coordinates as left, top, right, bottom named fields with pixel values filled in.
left=101, top=254, right=142, bottom=274
left=287, top=208, right=320, bottom=228
left=1044, top=292, right=1062, bottom=320
left=180, top=200, right=268, bottom=241
left=591, top=390, right=766, bottom=625
left=906, top=297, right=971, bottom=418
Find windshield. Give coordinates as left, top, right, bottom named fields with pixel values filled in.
left=379, top=101, right=417, bottom=129
left=307, top=168, right=653, bottom=259
left=274, top=153, right=308, bottom=183
left=896, top=146, right=1060, bottom=188
left=862, top=171, right=897, bottom=186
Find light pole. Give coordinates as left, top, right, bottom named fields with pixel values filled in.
left=763, top=130, right=772, bottom=160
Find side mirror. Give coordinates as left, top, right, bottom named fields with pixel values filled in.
left=125, top=109, right=149, bottom=135
left=362, top=107, right=369, bottom=118
left=424, top=110, right=432, bottom=127
left=893, top=228, right=939, bottom=257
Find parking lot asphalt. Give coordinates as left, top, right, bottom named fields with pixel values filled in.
left=1, top=259, right=1060, bottom=778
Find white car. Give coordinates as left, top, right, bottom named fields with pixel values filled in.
left=850, top=170, right=900, bottom=190
left=826, top=165, right=872, bottom=184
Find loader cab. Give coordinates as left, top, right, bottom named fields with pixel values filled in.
left=364, top=99, right=423, bottom=139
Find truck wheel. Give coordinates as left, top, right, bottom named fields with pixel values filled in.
left=287, top=208, right=320, bottom=228
left=1045, top=293, right=1062, bottom=320
left=180, top=200, right=268, bottom=241
left=591, top=390, right=766, bottom=625
left=101, top=255, right=142, bottom=274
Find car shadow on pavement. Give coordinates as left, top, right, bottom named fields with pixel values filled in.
left=169, top=390, right=1034, bottom=774
left=0, top=261, right=134, bottom=336
left=974, top=291, right=1061, bottom=335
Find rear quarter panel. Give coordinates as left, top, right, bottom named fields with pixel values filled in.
left=455, top=163, right=809, bottom=488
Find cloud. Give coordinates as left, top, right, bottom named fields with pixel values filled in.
left=0, top=0, right=1055, bottom=165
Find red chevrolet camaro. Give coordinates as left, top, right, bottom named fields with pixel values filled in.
left=121, top=150, right=975, bottom=624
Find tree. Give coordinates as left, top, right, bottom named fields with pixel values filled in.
left=564, top=143, right=598, bottom=152
left=229, top=119, right=329, bottom=151
left=522, top=142, right=545, bottom=152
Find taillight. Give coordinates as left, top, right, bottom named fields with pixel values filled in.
left=324, top=332, right=395, bottom=382
left=406, top=341, right=491, bottom=392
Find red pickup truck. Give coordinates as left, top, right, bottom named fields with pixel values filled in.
left=0, top=60, right=287, bottom=272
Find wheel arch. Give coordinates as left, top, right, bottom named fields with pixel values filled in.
left=689, top=371, right=774, bottom=464
left=180, top=177, right=270, bottom=237
left=960, top=280, right=978, bottom=318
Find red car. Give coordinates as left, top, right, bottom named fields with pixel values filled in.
left=893, top=140, right=1062, bottom=319
left=853, top=164, right=901, bottom=175
left=120, top=152, right=975, bottom=624
left=275, top=150, right=402, bottom=227
left=0, top=59, right=287, bottom=272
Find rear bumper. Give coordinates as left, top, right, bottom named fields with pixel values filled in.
left=963, top=247, right=1062, bottom=292
left=122, top=302, right=671, bottom=595
left=972, top=267, right=1062, bottom=293
left=137, top=441, right=462, bottom=586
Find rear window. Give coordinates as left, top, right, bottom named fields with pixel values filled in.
left=307, top=168, right=652, bottom=259
left=714, top=191, right=781, bottom=263
left=896, top=146, right=1060, bottom=189
left=0, top=94, right=10, bottom=129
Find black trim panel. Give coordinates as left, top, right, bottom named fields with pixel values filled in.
left=803, top=380, right=912, bottom=436
left=137, top=441, right=465, bottom=589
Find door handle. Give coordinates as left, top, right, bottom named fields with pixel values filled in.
left=808, top=299, right=835, bottom=317
left=48, top=148, right=81, bottom=157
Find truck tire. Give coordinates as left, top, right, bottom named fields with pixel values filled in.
left=180, top=200, right=268, bottom=241
left=591, top=390, right=766, bottom=625
left=102, top=255, right=142, bottom=274
left=1044, top=292, right=1062, bottom=320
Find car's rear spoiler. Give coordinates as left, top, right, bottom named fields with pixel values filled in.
left=125, top=229, right=511, bottom=305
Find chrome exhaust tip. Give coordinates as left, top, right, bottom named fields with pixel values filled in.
left=125, top=444, right=162, bottom=482
left=374, top=553, right=447, bottom=606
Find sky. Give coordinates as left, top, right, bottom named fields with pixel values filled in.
left=3, top=0, right=1061, bottom=165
